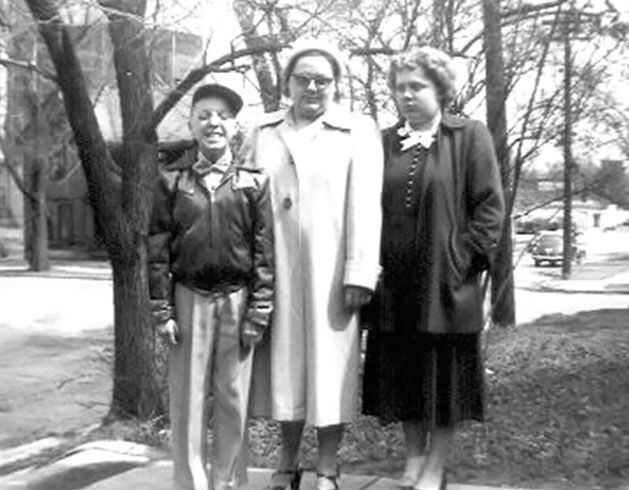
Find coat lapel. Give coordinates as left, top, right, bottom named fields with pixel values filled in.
left=276, top=104, right=353, bottom=164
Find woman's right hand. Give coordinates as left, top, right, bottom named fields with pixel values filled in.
left=157, top=318, right=179, bottom=346
left=344, top=285, right=373, bottom=309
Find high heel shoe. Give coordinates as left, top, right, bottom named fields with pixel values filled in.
left=412, top=472, right=447, bottom=490
left=316, top=472, right=340, bottom=490
left=267, top=467, right=303, bottom=490
left=390, top=474, right=417, bottom=490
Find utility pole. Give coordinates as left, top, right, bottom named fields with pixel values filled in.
left=545, top=1, right=607, bottom=279
left=561, top=7, right=574, bottom=280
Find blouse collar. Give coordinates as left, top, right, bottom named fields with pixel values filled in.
left=397, top=113, right=442, bottom=151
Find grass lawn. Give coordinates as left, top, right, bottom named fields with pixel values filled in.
left=11, top=307, right=628, bottom=490
left=246, top=308, right=629, bottom=490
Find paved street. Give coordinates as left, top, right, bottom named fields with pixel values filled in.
left=514, top=227, right=629, bottom=283
left=0, top=275, right=113, bottom=449
left=0, top=275, right=113, bottom=335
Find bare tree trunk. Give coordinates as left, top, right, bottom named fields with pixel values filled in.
left=30, top=156, right=50, bottom=271
left=101, top=0, right=163, bottom=419
left=233, top=0, right=281, bottom=111
left=482, top=0, right=516, bottom=327
left=432, top=0, right=455, bottom=51
left=110, top=220, right=165, bottom=418
left=364, top=61, right=379, bottom=121
left=25, top=0, right=165, bottom=419
left=30, top=79, right=51, bottom=272
left=9, top=28, right=51, bottom=271
left=22, top=157, right=35, bottom=265
left=23, top=154, right=50, bottom=271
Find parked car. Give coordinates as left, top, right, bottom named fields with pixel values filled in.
left=529, top=231, right=586, bottom=267
left=515, top=216, right=548, bottom=234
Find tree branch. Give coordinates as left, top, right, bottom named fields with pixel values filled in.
left=0, top=159, right=37, bottom=203
left=510, top=8, right=560, bottom=211
left=503, top=0, right=568, bottom=19
left=0, top=57, right=58, bottom=82
left=24, top=0, right=121, bottom=246
left=149, top=41, right=288, bottom=131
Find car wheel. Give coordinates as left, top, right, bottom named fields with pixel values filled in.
left=534, top=260, right=541, bottom=267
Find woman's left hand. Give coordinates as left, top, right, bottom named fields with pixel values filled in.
left=344, top=285, right=373, bottom=309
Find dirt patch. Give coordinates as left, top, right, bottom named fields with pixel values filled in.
left=0, top=327, right=111, bottom=450
left=27, top=461, right=140, bottom=490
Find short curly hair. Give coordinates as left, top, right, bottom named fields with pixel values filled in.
left=388, top=46, right=458, bottom=108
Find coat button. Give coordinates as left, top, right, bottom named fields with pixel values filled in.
left=283, top=196, right=293, bottom=209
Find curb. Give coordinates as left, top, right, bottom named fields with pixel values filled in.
left=0, top=437, right=67, bottom=474
left=516, top=280, right=629, bottom=295
left=537, top=284, right=629, bottom=295
left=0, top=440, right=155, bottom=490
left=0, top=264, right=112, bottom=281
left=0, top=270, right=113, bottom=281
left=0, top=439, right=552, bottom=490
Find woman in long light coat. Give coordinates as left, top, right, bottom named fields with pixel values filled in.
left=243, top=40, right=383, bottom=490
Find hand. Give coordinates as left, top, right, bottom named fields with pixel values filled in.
left=241, top=320, right=264, bottom=350
left=157, top=318, right=179, bottom=346
left=344, top=285, right=373, bottom=309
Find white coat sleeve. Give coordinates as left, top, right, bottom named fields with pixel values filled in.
left=343, top=115, right=383, bottom=291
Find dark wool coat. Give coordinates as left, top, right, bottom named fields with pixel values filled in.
left=371, top=114, right=505, bottom=334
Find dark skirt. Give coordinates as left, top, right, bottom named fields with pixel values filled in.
left=362, top=329, right=485, bottom=427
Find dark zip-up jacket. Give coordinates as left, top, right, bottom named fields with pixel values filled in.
left=148, top=147, right=274, bottom=330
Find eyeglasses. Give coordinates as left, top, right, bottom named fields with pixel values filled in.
left=291, top=73, right=334, bottom=90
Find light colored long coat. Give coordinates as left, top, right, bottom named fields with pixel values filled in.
left=242, top=104, right=383, bottom=426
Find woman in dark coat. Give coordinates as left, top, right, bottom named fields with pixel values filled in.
left=362, top=46, right=505, bottom=490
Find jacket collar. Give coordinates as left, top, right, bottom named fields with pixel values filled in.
left=319, top=104, right=352, bottom=131
left=166, top=146, right=196, bottom=170
left=167, top=145, right=236, bottom=173
left=392, top=112, right=466, bottom=133
left=191, top=149, right=232, bottom=176
left=386, top=112, right=467, bottom=155
left=439, top=113, right=467, bottom=129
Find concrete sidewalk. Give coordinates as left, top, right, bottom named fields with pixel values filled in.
left=535, top=270, right=629, bottom=294
left=82, top=463, right=525, bottom=490
left=0, top=258, right=112, bottom=281
left=0, top=440, right=536, bottom=490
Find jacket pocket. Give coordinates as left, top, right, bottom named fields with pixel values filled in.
left=447, top=230, right=471, bottom=282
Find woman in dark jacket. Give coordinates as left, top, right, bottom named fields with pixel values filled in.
left=362, top=46, right=505, bottom=490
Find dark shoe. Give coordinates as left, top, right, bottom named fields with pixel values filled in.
left=267, top=467, right=303, bottom=490
left=390, top=474, right=417, bottom=490
left=316, top=473, right=340, bottom=490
